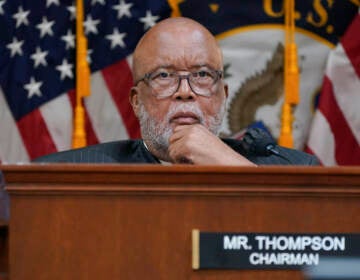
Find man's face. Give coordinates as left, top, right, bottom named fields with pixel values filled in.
left=136, top=95, right=226, bottom=159
left=131, top=25, right=228, bottom=160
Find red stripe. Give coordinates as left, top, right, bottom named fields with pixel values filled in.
left=101, top=60, right=141, bottom=138
left=17, top=109, right=57, bottom=160
left=318, top=76, right=360, bottom=165
left=341, top=14, right=360, bottom=77
left=68, top=90, right=99, bottom=146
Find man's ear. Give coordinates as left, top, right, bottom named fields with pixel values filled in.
left=129, top=87, right=140, bottom=117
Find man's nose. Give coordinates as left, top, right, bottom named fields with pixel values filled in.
left=173, top=77, right=196, bottom=100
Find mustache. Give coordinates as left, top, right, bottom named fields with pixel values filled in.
left=165, top=103, right=204, bottom=124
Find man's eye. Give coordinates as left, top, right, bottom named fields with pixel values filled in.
left=153, top=72, right=170, bottom=79
left=194, top=70, right=212, bottom=78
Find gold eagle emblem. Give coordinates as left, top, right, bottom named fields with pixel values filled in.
left=228, top=43, right=285, bottom=134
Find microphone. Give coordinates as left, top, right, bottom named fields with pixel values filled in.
left=241, top=128, right=280, bottom=156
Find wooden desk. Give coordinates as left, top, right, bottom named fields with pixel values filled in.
left=3, top=165, right=360, bottom=280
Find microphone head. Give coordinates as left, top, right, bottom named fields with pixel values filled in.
left=241, top=128, right=277, bottom=156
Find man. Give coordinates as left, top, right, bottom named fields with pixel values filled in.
left=35, top=17, right=318, bottom=165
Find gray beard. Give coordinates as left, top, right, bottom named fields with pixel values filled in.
left=138, top=101, right=226, bottom=161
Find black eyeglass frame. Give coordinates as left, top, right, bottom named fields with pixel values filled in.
left=134, top=69, right=223, bottom=98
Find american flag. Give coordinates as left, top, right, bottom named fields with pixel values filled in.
left=1, top=1, right=359, bottom=164
left=306, top=9, right=360, bottom=165
left=0, top=0, right=171, bottom=163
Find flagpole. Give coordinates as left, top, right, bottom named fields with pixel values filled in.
left=72, top=0, right=91, bottom=148
left=167, top=0, right=182, bottom=17
left=279, top=0, right=299, bottom=148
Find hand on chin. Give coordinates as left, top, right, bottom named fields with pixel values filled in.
left=168, top=124, right=256, bottom=166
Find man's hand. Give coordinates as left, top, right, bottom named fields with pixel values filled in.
left=168, top=124, right=256, bottom=166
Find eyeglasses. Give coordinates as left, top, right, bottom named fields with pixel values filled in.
left=135, top=69, right=223, bottom=99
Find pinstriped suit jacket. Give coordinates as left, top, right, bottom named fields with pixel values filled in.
left=33, top=139, right=319, bottom=165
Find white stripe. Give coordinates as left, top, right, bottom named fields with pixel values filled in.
left=0, top=88, right=30, bottom=163
left=126, top=54, right=133, bottom=72
left=39, top=92, right=73, bottom=151
left=85, top=71, right=129, bottom=142
left=307, top=111, right=337, bottom=166
left=326, top=44, right=360, bottom=145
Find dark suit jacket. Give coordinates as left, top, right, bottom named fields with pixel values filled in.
left=0, top=171, right=10, bottom=221
left=33, top=139, right=319, bottom=165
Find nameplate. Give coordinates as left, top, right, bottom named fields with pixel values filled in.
left=192, top=230, right=360, bottom=270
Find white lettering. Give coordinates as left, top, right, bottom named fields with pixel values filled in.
left=224, top=235, right=237, bottom=250
left=254, top=235, right=346, bottom=251
left=322, top=236, right=334, bottom=251
left=223, top=235, right=250, bottom=250
left=255, top=235, right=267, bottom=250
left=266, top=236, right=276, bottom=250
left=277, top=236, right=288, bottom=251
left=308, top=253, right=319, bottom=265
left=293, top=253, right=302, bottom=265
left=334, top=236, right=346, bottom=251
left=302, top=236, right=312, bottom=248
left=311, top=236, right=322, bottom=251
left=287, top=236, right=303, bottom=250
left=249, top=252, right=260, bottom=265
left=281, top=252, right=290, bottom=264
left=249, top=252, right=319, bottom=266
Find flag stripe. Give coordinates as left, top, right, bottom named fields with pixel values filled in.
left=17, top=109, right=57, bottom=160
left=306, top=110, right=336, bottom=165
left=102, top=60, right=141, bottom=139
left=126, top=55, right=133, bottom=72
left=327, top=44, right=360, bottom=145
left=85, top=70, right=129, bottom=142
left=84, top=104, right=100, bottom=146
left=319, top=76, right=360, bottom=165
left=0, top=88, right=30, bottom=163
left=39, top=93, right=73, bottom=151
left=341, top=12, right=360, bottom=77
